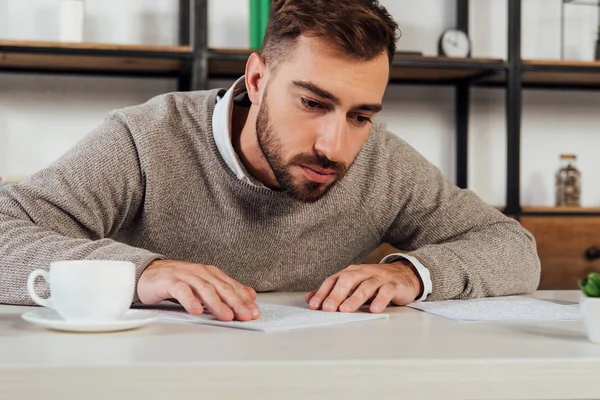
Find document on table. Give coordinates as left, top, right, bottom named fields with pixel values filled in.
left=408, top=296, right=582, bottom=322
left=157, top=303, right=389, bottom=332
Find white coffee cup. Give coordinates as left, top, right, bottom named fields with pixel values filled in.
left=27, top=260, right=135, bottom=322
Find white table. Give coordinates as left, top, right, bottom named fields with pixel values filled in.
left=1, top=291, right=599, bottom=400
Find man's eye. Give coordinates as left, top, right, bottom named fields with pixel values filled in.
left=351, top=115, right=372, bottom=126
left=301, top=98, right=324, bottom=110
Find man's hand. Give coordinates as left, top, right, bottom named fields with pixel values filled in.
left=137, top=260, right=260, bottom=322
left=305, top=261, right=423, bottom=313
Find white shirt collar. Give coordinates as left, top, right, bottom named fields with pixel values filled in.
left=212, top=76, right=265, bottom=186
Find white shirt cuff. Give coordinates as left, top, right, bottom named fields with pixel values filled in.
left=380, top=253, right=432, bottom=302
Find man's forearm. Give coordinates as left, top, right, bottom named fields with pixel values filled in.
left=0, top=113, right=165, bottom=305
left=405, top=218, right=541, bottom=301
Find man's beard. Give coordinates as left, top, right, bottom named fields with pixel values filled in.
left=255, top=95, right=348, bottom=203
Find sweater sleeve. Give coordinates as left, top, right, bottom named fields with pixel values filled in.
left=0, top=113, right=165, bottom=305
left=377, top=134, right=541, bottom=301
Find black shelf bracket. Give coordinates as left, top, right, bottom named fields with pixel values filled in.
left=506, top=0, right=522, bottom=215
left=178, top=0, right=193, bottom=91
left=179, top=0, right=191, bottom=46
left=190, top=0, right=208, bottom=91
left=455, top=81, right=469, bottom=189
left=455, top=0, right=469, bottom=189
left=457, top=0, right=469, bottom=36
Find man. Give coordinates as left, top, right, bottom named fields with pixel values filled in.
left=0, top=0, right=540, bottom=322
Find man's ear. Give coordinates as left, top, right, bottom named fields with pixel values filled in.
left=245, top=53, right=266, bottom=105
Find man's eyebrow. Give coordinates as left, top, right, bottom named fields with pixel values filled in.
left=293, top=80, right=383, bottom=113
left=352, top=104, right=383, bottom=113
left=293, top=80, right=340, bottom=105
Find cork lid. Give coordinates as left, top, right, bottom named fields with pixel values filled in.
left=560, top=154, right=577, bottom=159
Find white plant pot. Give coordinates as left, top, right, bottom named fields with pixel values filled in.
left=58, top=0, right=85, bottom=42
left=580, top=294, right=600, bottom=343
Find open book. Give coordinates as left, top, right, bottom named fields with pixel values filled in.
left=157, top=302, right=389, bottom=332
left=408, top=296, right=581, bottom=322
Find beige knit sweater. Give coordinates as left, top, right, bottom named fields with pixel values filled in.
left=0, top=89, right=540, bottom=305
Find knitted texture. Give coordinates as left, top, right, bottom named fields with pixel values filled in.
left=0, top=89, right=540, bottom=305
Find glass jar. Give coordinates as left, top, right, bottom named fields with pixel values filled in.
left=555, top=154, right=581, bottom=207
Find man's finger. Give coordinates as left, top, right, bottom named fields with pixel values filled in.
left=207, top=267, right=260, bottom=319
left=309, top=276, right=339, bottom=310
left=209, top=265, right=255, bottom=303
left=321, top=271, right=364, bottom=312
left=339, top=278, right=381, bottom=313
left=245, top=286, right=258, bottom=301
left=168, top=281, right=205, bottom=316
left=179, top=273, right=235, bottom=321
left=203, top=275, right=257, bottom=321
left=305, top=290, right=317, bottom=304
left=369, top=283, right=395, bottom=313
left=235, top=284, right=260, bottom=319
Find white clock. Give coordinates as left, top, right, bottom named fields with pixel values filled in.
left=438, top=28, right=471, bottom=58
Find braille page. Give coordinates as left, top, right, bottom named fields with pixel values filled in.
left=158, top=303, right=389, bottom=332
left=408, top=296, right=582, bottom=322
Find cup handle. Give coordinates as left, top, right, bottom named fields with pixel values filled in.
left=27, top=269, right=53, bottom=308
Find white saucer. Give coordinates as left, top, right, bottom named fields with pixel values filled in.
left=21, top=309, right=159, bottom=333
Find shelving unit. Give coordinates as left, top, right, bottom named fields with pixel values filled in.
left=503, top=0, right=600, bottom=218
left=2, top=0, right=599, bottom=288
left=2, top=0, right=598, bottom=208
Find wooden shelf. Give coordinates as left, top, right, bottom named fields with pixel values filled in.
left=208, top=49, right=251, bottom=79
left=522, top=59, right=600, bottom=88
left=0, top=43, right=508, bottom=84
left=7, top=44, right=600, bottom=89
left=208, top=49, right=507, bottom=84
left=0, top=40, right=193, bottom=76
left=390, top=55, right=506, bottom=84
left=521, top=206, right=600, bottom=215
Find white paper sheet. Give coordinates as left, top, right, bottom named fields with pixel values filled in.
left=408, top=296, right=582, bottom=322
left=157, top=303, right=389, bottom=332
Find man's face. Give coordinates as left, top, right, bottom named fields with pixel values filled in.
left=255, top=36, right=390, bottom=202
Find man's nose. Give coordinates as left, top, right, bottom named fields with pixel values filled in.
left=314, top=115, right=346, bottom=164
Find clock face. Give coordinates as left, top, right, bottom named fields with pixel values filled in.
left=441, top=29, right=470, bottom=58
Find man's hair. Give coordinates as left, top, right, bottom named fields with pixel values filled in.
left=261, top=0, right=400, bottom=69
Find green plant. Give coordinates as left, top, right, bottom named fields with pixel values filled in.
left=579, top=272, right=600, bottom=297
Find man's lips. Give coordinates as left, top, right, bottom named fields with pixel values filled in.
left=300, top=165, right=336, bottom=183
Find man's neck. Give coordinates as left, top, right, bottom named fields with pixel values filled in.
left=231, top=104, right=280, bottom=190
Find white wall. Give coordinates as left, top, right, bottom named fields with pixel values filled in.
left=1, top=0, right=600, bottom=206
